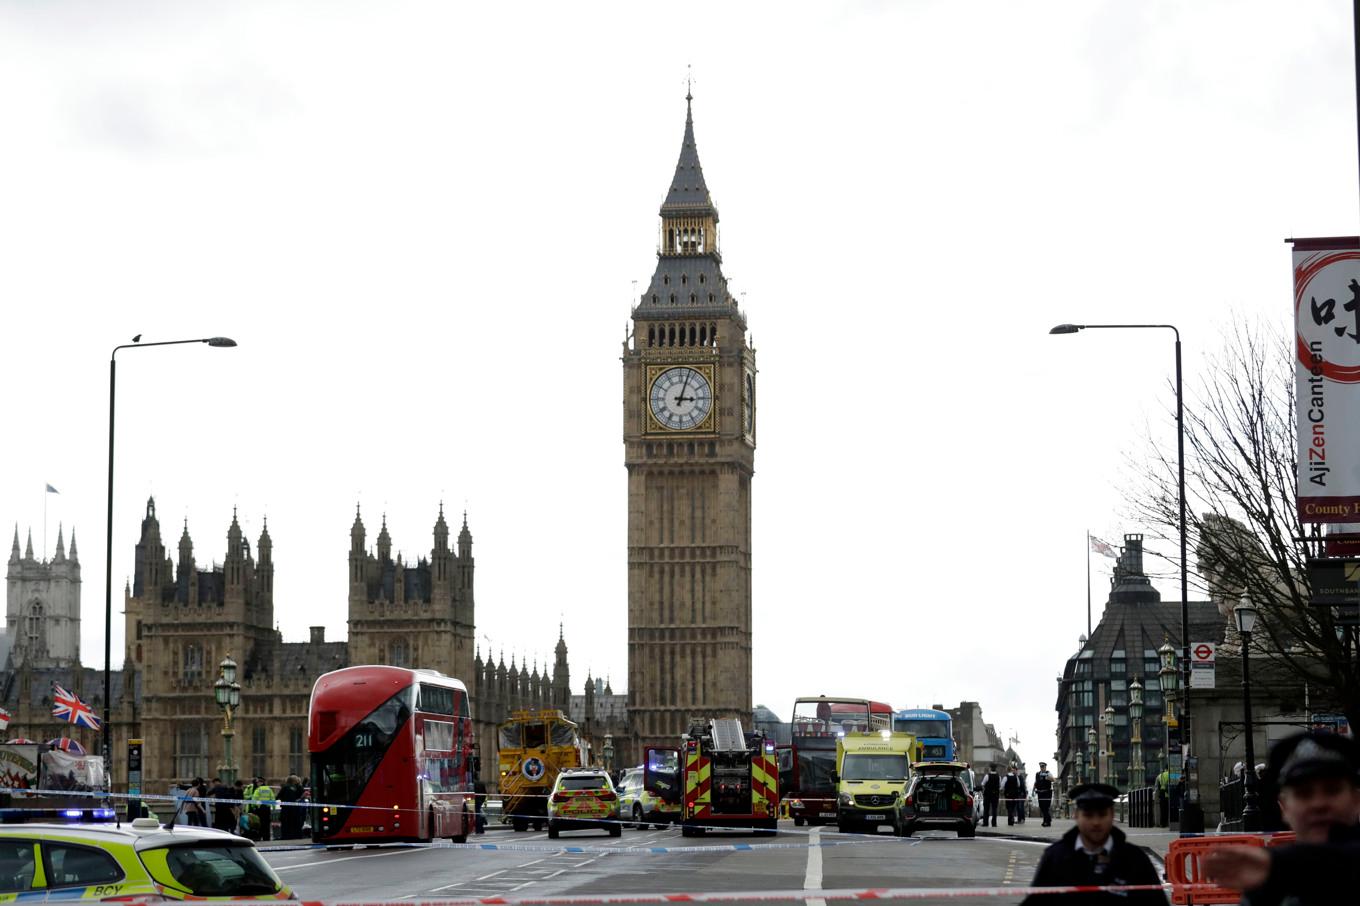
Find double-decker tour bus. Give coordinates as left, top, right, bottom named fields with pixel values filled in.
left=309, top=665, right=476, bottom=844
left=497, top=709, right=587, bottom=831
left=892, top=708, right=956, bottom=762
left=783, top=697, right=892, bottom=826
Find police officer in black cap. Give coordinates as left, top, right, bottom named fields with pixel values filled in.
left=1204, top=731, right=1360, bottom=904
left=1021, top=783, right=1167, bottom=905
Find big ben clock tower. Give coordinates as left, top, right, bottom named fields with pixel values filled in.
left=624, top=92, right=756, bottom=752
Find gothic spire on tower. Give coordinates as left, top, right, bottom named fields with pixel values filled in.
left=661, top=86, right=714, bottom=217
left=9, top=525, right=19, bottom=563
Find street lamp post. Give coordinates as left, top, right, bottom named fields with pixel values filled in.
left=1050, top=322, right=1203, bottom=831
left=1234, top=597, right=1261, bottom=832
left=1159, top=641, right=1179, bottom=827
left=213, top=655, right=242, bottom=786
left=103, top=336, right=236, bottom=771
left=1103, top=704, right=1116, bottom=784
left=1086, top=726, right=1098, bottom=784
left=1129, top=677, right=1145, bottom=789
left=602, top=734, right=615, bottom=775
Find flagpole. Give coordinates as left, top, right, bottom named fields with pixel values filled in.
left=1085, top=531, right=1092, bottom=636
left=43, top=485, right=48, bottom=562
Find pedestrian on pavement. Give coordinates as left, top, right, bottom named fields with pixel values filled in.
left=1018, top=769, right=1029, bottom=823
left=1033, top=762, right=1054, bottom=827
left=250, top=775, right=276, bottom=842
left=1154, top=767, right=1170, bottom=826
left=278, top=774, right=305, bottom=840
left=209, top=777, right=237, bottom=833
left=1003, top=766, right=1023, bottom=826
left=474, top=777, right=488, bottom=835
left=1020, top=782, right=1167, bottom=906
left=184, top=778, right=207, bottom=827
left=981, top=765, right=1001, bottom=827
left=1204, top=731, right=1360, bottom=905
left=232, top=780, right=248, bottom=836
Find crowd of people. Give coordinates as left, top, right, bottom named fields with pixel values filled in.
left=970, top=762, right=1053, bottom=827
left=169, top=774, right=310, bottom=840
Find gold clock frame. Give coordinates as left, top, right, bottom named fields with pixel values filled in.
left=645, top=363, right=717, bottom=434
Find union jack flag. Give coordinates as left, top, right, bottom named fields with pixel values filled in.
left=51, top=683, right=100, bottom=730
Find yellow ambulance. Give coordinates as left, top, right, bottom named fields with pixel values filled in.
left=833, top=731, right=915, bottom=835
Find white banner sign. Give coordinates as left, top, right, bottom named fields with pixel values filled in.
left=1293, top=238, right=1360, bottom=523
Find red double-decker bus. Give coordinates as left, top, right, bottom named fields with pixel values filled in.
left=309, top=665, right=476, bottom=844
left=782, top=697, right=892, bottom=826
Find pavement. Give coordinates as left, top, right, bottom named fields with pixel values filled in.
left=974, top=817, right=1179, bottom=865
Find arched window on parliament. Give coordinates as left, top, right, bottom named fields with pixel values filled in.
left=182, top=643, right=204, bottom=683
left=175, top=723, right=208, bottom=781
left=24, top=601, right=44, bottom=648
left=252, top=725, right=268, bottom=779
left=390, top=639, right=409, bottom=667
left=288, top=726, right=305, bottom=777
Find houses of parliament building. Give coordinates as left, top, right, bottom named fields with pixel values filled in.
left=3, top=498, right=625, bottom=792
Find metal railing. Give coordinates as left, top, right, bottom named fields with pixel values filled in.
left=1124, top=785, right=1159, bottom=827
left=1219, top=777, right=1245, bottom=832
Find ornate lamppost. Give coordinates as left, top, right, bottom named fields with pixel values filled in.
left=1158, top=641, right=1178, bottom=767
left=1129, top=677, right=1145, bottom=788
left=1234, top=596, right=1261, bottom=832
left=1086, top=726, right=1098, bottom=784
left=214, top=655, right=241, bottom=786
left=1103, top=704, right=1116, bottom=783
left=1075, top=746, right=1086, bottom=786
left=602, top=734, right=615, bottom=774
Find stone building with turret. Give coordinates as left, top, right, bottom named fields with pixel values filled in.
left=1, top=498, right=582, bottom=794
left=7, top=524, right=81, bottom=669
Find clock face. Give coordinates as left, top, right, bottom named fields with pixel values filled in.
left=743, top=371, right=755, bottom=436
left=649, top=366, right=714, bottom=431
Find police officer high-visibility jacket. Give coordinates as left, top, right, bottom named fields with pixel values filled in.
left=251, top=782, right=276, bottom=811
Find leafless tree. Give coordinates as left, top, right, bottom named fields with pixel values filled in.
left=1127, top=321, right=1360, bottom=731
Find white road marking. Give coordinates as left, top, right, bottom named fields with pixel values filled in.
left=272, top=847, right=432, bottom=871
left=516, top=858, right=546, bottom=867
left=475, top=870, right=506, bottom=881
left=804, top=827, right=825, bottom=906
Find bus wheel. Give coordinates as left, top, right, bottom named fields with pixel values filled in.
left=793, top=817, right=805, bottom=827
left=512, top=817, right=528, bottom=832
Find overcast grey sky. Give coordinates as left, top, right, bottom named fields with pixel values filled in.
left=2, top=0, right=1356, bottom=764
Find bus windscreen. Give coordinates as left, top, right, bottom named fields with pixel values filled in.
left=894, top=718, right=950, bottom=738
left=311, top=689, right=411, bottom=814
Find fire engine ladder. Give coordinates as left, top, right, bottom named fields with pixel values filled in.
left=709, top=718, right=747, bottom=752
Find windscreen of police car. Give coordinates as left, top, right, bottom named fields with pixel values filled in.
left=159, top=843, right=282, bottom=897
left=559, top=774, right=610, bottom=791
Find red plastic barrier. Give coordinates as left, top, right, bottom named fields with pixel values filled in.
left=1165, top=833, right=1296, bottom=905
